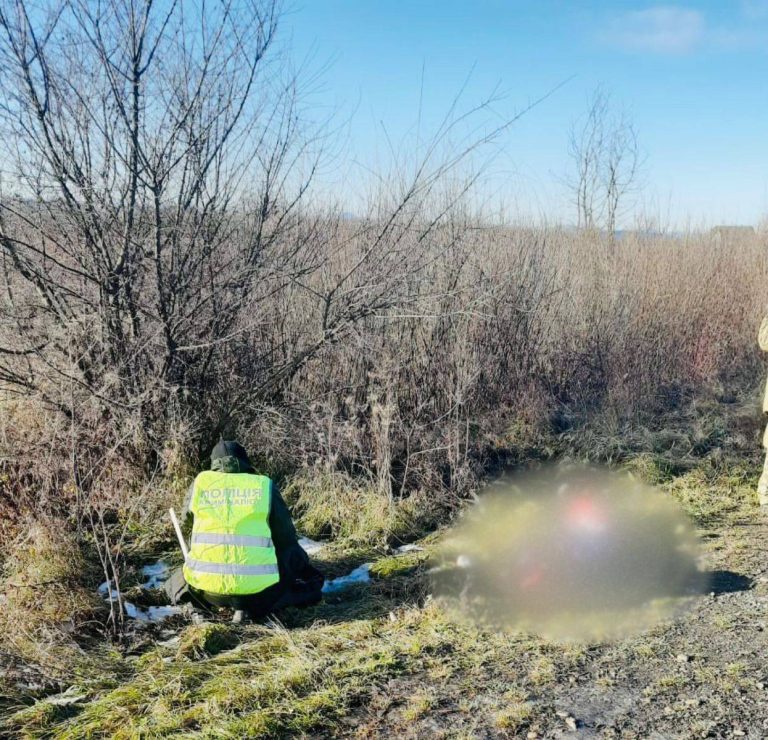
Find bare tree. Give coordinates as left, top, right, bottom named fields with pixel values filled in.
left=0, top=0, right=320, bottom=445
left=569, top=90, right=607, bottom=231
left=567, top=88, right=641, bottom=237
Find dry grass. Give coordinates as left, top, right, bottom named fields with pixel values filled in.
left=0, top=519, right=116, bottom=713
left=282, top=469, right=435, bottom=546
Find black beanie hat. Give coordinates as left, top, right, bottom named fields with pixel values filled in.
left=210, top=440, right=251, bottom=470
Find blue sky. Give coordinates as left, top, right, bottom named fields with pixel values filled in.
left=284, top=1, right=768, bottom=227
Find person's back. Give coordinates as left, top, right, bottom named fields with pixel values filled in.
left=165, top=440, right=323, bottom=620
left=183, top=468, right=280, bottom=596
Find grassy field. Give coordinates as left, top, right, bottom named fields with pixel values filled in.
left=3, top=396, right=767, bottom=739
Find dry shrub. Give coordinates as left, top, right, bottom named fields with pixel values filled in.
left=0, top=397, right=75, bottom=552
left=263, top=225, right=767, bottom=513
left=2, top=224, right=766, bottom=560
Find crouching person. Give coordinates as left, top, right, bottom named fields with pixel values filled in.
left=166, top=440, right=323, bottom=622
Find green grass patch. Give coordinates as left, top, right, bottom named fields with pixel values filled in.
left=665, top=461, right=759, bottom=525
left=12, top=603, right=482, bottom=738
left=176, top=624, right=241, bottom=660
left=282, top=469, right=435, bottom=546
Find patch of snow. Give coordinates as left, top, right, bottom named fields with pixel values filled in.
left=144, top=605, right=183, bottom=621
left=157, top=635, right=181, bottom=648
left=99, top=560, right=171, bottom=598
left=97, top=569, right=180, bottom=622
left=44, top=686, right=87, bottom=707
left=141, top=560, right=171, bottom=589
left=123, top=601, right=141, bottom=619
left=322, top=563, right=372, bottom=594
left=298, top=536, right=324, bottom=555
left=98, top=581, right=121, bottom=601
left=123, top=601, right=182, bottom=622
left=394, top=544, right=423, bottom=554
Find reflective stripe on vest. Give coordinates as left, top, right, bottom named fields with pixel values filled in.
left=185, top=559, right=279, bottom=576
left=191, top=533, right=272, bottom=548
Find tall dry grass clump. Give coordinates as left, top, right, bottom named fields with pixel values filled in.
left=0, top=518, right=105, bottom=686
left=541, top=230, right=767, bottom=413
left=265, top=224, right=767, bottom=512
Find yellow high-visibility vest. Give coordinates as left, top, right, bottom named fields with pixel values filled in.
left=182, top=471, right=280, bottom=595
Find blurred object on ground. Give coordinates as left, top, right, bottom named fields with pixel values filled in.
left=432, top=466, right=705, bottom=642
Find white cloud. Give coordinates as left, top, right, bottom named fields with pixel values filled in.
left=603, top=6, right=706, bottom=55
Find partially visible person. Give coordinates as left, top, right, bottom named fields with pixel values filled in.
left=759, top=316, right=768, bottom=507
left=165, top=440, right=323, bottom=621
